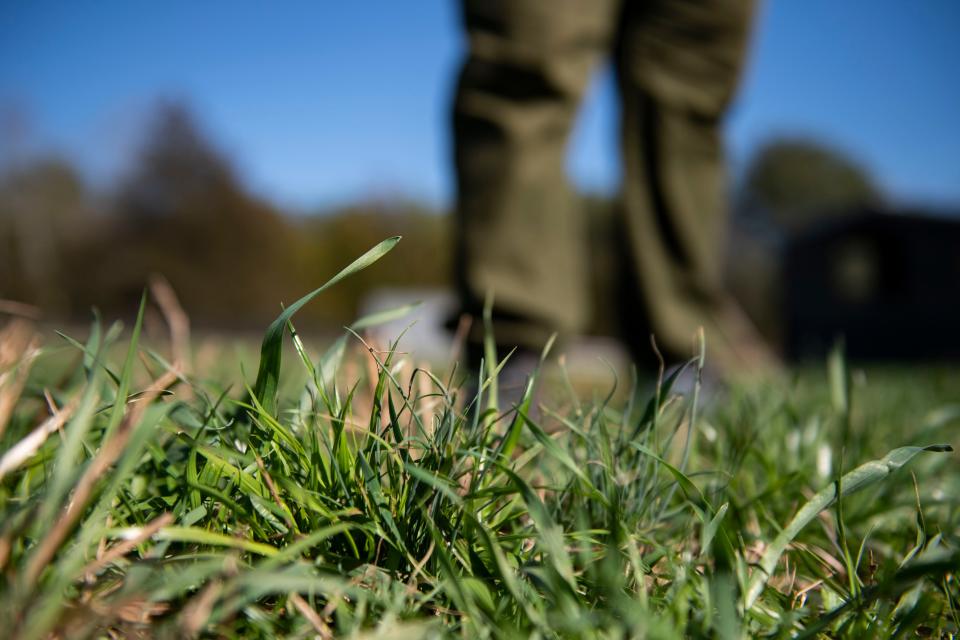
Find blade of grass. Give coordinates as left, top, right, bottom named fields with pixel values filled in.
left=744, top=443, right=953, bottom=609
left=253, top=236, right=400, bottom=415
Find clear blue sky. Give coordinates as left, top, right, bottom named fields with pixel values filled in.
left=2, top=0, right=959, bottom=211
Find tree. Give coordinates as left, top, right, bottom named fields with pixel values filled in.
left=0, top=158, right=91, bottom=312
left=111, top=101, right=296, bottom=325
left=737, top=138, right=881, bottom=235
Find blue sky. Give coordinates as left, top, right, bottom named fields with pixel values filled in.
left=1, top=0, right=959, bottom=211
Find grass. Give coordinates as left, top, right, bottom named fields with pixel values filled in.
left=1, top=238, right=958, bottom=639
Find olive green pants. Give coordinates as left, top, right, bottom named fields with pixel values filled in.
left=453, top=0, right=762, bottom=369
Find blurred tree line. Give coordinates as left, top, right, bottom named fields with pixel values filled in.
left=0, top=101, right=880, bottom=344
left=0, top=103, right=450, bottom=330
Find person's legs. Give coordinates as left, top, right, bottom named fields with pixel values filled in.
left=453, top=0, right=619, bottom=353
left=614, top=0, right=776, bottom=374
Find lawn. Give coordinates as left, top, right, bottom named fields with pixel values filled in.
left=1, top=238, right=957, bottom=639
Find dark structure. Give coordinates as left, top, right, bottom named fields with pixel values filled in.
left=784, top=209, right=960, bottom=361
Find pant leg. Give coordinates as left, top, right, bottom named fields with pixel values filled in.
left=453, top=0, right=619, bottom=350
left=615, top=0, right=771, bottom=372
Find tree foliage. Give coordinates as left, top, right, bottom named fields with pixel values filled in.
left=0, top=102, right=449, bottom=329
left=738, top=138, right=881, bottom=234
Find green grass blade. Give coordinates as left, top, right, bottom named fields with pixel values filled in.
left=744, top=443, right=953, bottom=609
left=252, top=236, right=400, bottom=414
left=146, top=525, right=280, bottom=556
left=104, top=292, right=148, bottom=438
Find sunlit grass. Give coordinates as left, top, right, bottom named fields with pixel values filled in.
left=0, top=239, right=957, bottom=639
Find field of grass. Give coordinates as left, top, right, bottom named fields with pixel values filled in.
left=1, top=238, right=958, bottom=639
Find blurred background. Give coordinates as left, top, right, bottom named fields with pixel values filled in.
left=1, top=0, right=959, bottom=361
